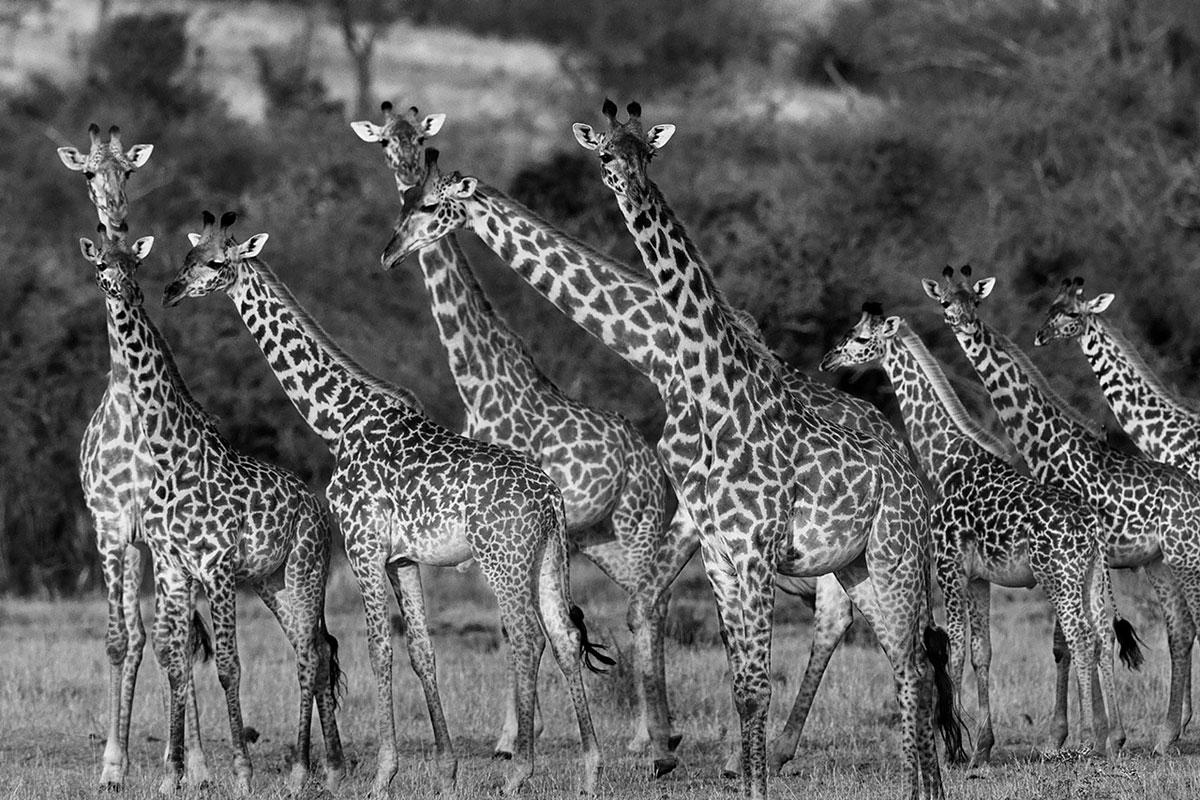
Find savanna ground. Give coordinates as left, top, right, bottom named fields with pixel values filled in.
left=4, top=562, right=1200, bottom=800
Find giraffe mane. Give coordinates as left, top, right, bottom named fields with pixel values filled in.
left=248, top=257, right=423, bottom=410
left=986, top=323, right=1105, bottom=439
left=896, top=323, right=1017, bottom=463
left=1096, top=317, right=1200, bottom=415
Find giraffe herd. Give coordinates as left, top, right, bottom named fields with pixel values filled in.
left=52, top=97, right=1200, bottom=800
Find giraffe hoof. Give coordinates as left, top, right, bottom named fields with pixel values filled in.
left=668, top=733, right=683, bottom=752
left=99, top=781, right=122, bottom=794
left=492, top=750, right=513, bottom=761
left=653, top=756, right=678, bottom=778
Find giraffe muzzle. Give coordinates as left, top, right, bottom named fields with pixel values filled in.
left=162, top=279, right=188, bottom=307
left=380, top=230, right=410, bottom=270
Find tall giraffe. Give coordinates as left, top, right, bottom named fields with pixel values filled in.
left=1034, top=277, right=1200, bottom=481
left=821, top=303, right=1139, bottom=763
left=925, top=264, right=1200, bottom=754
left=58, top=123, right=211, bottom=790
left=352, top=108, right=688, bottom=772
left=377, top=148, right=939, bottom=781
left=390, top=111, right=960, bottom=800
left=163, top=211, right=608, bottom=796
left=79, top=228, right=344, bottom=795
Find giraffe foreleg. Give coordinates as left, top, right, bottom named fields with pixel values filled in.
left=767, top=573, right=853, bottom=775
left=386, top=561, right=458, bottom=791
left=347, top=550, right=398, bottom=799
left=208, top=573, right=252, bottom=796
left=964, top=578, right=995, bottom=765
left=99, top=541, right=134, bottom=789
left=150, top=567, right=192, bottom=796
left=1087, top=559, right=1124, bottom=756
left=1144, top=558, right=1195, bottom=754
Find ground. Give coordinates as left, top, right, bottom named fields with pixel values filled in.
left=3, top=562, right=1200, bottom=799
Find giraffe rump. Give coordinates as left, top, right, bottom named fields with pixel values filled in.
left=569, top=605, right=616, bottom=674
left=191, top=610, right=213, bottom=663
left=1113, top=616, right=1144, bottom=671
left=923, top=625, right=967, bottom=763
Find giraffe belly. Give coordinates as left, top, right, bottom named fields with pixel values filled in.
left=777, top=521, right=866, bottom=575
left=963, top=542, right=1037, bottom=588
left=395, top=523, right=474, bottom=567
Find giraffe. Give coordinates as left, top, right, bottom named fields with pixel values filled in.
left=821, top=302, right=1141, bottom=763
left=163, top=211, right=608, bottom=797
left=924, top=264, right=1200, bottom=755
left=58, top=123, right=212, bottom=790
left=376, top=145, right=946, bottom=782
left=79, top=227, right=344, bottom=795
left=389, top=110, right=962, bottom=800
left=1034, top=277, right=1200, bottom=482
left=352, top=107, right=689, bottom=772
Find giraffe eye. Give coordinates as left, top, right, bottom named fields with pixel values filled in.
left=84, top=171, right=95, bottom=180
left=419, top=203, right=437, bottom=213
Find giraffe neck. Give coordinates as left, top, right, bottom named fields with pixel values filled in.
left=883, top=323, right=1014, bottom=486
left=615, top=180, right=770, bottom=412
left=954, top=320, right=1103, bottom=486
left=1078, top=317, right=1200, bottom=463
left=464, top=184, right=678, bottom=390
left=107, top=295, right=213, bottom=471
left=416, top=235, right=551, bottom=412
left=229, top=257, right=419, bottom=446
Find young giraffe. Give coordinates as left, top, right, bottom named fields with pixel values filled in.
left=925, top=264, right=1200, bottom=755
left=79, top=228, right=344, bottom=796
left=1034, top=277, right=1200, bottom=482
left=163, top=211, right=608, bottom=797
left=58, top=123, right=212, bottom=789
left=352, top=108, right=688, bottom=771
left=821, top=302, right=1139, bottom=763
left=379, top=150, right=944, bottom=782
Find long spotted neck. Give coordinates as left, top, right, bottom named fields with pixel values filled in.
left=882, top=323, right=1013, bottom=486
left=1078, top=317, right=1200, bottom=466
left=616, top=180, right=768, bottom=412
left=108, top=295, right=211, bottom=470
left=416, top=235, right=550, bottom=411
left=228, top=257, right=419, bottom=446
left=953, top=319, right=1103, bottom=487
left=463, top=184, right=678, bottom=390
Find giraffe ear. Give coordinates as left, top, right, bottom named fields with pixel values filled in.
left=420, top=113, right=446, bottom=138
left=921, top=278, right=942, bottom=301
left=879, top=316, right=901, bottom=338
left=79, top=237, right=99, bottom=261
left=187, top=232, right=202, bottom=246
left=238, top=233, right=269, bottom=259
left=350, top=120, right=384, bottom=142
left=125, top=144, right=153, bottom=168
left=572, top=123, right=601, bottom=150
left=646, top=124, right=676, bottom=151
left=131, top=236, right=155, bottom=260
left=449, top=176, right=478, bottom=199
left=1087, top=293, right=1114, bottom=314
left=58, top=147, right=88, bottom=171
left=974, top=277, right=996, bottom=299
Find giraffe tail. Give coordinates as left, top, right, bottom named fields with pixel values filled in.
left=321, top=616, right=346, bottom=709
left=190, top=610, right=213, bottom=664
left=1114, top=616, right=1144, bottom=671
left=924, top=625, right=967, bottom=764
left=569, top=605, right=616, bottom=674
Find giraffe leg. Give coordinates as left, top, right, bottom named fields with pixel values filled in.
left=934, top=545, right=970, bottom=767
left=208, top=574, right=252, bottom=796
left=492, top=636, right=544, bottom=759
left=386, top=561, right=458, bottom=791
left=535, top=523, right=602, bottom=795
left=347, top=550, right=399, bottom=798
left=964, top=579, right=995, bottom=765
left=1087, top=560, right=1123, bottom=756
left=150, top=568, right=192, bottom=796
left=766, top=574, right=853, bottom=775
left=1040, top=566, right=1102, bottom=756
left=1144, top=558, right=1195, bottom=754
left=98, top=541, right=132, bottom=788
left=182, top=584, right=210, bottom=787
left=1049, top=619, right=1071, bottom=750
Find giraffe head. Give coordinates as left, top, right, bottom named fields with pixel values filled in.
left=1032, top=277, right=1114, bottom=346
left=57, top=124, right=154, bottom=232
left=162, top=211, right=269, bottom=306
left=572, top=98, right=675, bottom=205
left=382, top=148, right=474, bottom=269
left=922, top=265, right=996, bottom=334
left=79, top=224, right=155, bottom=306
left=350, top=101, right=446, bottom=191
left=819, top=302, right=901, bottom=371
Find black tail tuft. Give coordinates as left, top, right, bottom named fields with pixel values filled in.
left=569, top=605, right=616, bottom=674
left=323, top=619, right=345, bottom=710
left=924, top=625, right=967, bottom=764
left=190, top=610, right=214, bottom=664
left=1114, top=616, right=1144, bottom=671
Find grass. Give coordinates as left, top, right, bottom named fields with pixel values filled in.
left=3, top=563, right=1200, bottom=799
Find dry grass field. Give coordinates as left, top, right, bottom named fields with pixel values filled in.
left=3, top=563, right=1200, bottom=800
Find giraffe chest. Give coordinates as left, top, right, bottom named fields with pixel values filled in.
left=80, top=386, right=159, bottom=539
